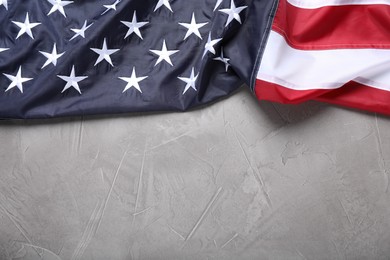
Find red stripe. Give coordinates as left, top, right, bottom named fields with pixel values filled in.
left=316, top=82, right=390, bottom=115
left=255, top=79, right=390, bottom=115
left=273, top=0, right=390, bottom=50
left=254, top=79, right=331, bottom=104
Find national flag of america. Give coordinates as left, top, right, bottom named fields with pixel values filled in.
left=0, top=0, right=389, bottom=118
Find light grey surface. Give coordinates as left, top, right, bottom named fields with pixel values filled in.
left=0, top=88, right=390, bottom=260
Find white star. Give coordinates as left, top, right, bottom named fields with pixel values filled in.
left=219, top=0, right=247, bottom=27
left=70, top=20, right=93, bottom=41
left=90, top=38, right=120, bottom=66
left=178, top=68, right=198, bottom=94
left=12, top=13, right=41, bottom=40
left=0, top=0, right=8, bottom=10
left=3, top=66, right=32, bottom=93
left=57, top=66, right=88, bottom=94
left=0, top=48, right=9, bottom=53
left=213, top=48, right=230, bottom=71
left=102, top=0, right=121, bottom=15
left=47, top=0, right=73, bottom=17
left=119, top=67, right=148, bottom=93
left=202, top=33, right=222, bottom=58
left=121, top=11, right=148, bottom=40
left=39, top=43, right=65, bottom=69
left=214, top=0, right=223, bottom=11
left=154, top=0, right=172, bottom=12
left=149, top=40, right=179, bottom=66
left=179, top=13, right=208, bottom=40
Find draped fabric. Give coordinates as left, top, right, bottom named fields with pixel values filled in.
left=1, top=0, right=390, bottom=118
left=0, top=0, right=273, bottom=118
left=255, top=0, right=390, bottom=115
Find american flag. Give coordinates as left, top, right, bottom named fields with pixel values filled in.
left=0, top=0, right=389, bottom=118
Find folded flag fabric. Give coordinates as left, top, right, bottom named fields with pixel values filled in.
left=0, top=0, right=388, bottom=118
left=256, top=0, right=390, bottom=116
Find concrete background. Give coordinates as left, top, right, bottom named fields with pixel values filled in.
left=0, top=87, right=389, bottom=259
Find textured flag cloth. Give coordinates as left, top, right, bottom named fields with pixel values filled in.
left=1, top=0, right=390, bottom=119
left=255, top=0, right=390, bottom=115
left=0, top=0, right=275, bottom=118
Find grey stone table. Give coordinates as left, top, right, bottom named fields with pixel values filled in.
left=0, top=88, right=389, bottom=260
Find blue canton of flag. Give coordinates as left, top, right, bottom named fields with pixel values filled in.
left=0, top=0, right=275, bottom=118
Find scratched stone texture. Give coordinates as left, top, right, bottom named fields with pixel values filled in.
left=0, top=88, right=390, bottom=260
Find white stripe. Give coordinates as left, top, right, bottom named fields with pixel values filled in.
left=287, top=0, right=390, bottom=9
left=257, top=31, right=390, bottom=91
